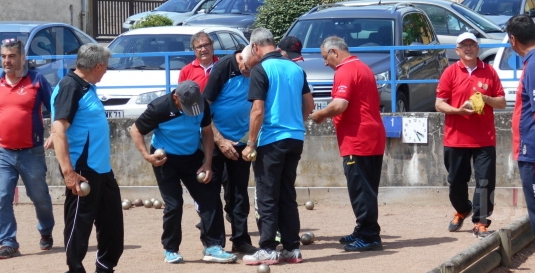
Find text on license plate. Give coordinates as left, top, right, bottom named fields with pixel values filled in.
left=106, top=111, right=124, bottom=118
left=314, top=102, right=327, bottom=110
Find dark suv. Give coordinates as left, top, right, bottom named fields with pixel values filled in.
left=284, top=4, right=449, bottom=112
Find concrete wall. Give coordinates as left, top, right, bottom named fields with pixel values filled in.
left=40, top=111, right=519, bottom=188
left=0, top=0, right=88, bottom=32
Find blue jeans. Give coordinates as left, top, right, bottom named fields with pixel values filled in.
left=0, top=146, right=54, bottom=248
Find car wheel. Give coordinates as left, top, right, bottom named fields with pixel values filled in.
left=396, top=91, right=408, bottom=112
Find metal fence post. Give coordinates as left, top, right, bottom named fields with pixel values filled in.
left=499, top=228, right=513, bottom=268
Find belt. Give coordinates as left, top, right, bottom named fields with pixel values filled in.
left=4, top=148, right=27, bottom=151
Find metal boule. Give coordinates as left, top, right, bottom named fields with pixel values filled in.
left=121, top=201, right=130, bottom=210
left=304, top=200, right=314, bottom=210
left=134, top=199, right=143, bottom=207
left=153, top=200, right=162, bottom=209
left=154, top=148, right=166, bottom=159
left=300, top=233, right=312, bottom=245
left=143, top=199, right=152, bottom=208
left=197, top=172, right=206, bottom=183
left=257, top=263, right=270, bottom=273
left=80, top=182, right=90, bottom=197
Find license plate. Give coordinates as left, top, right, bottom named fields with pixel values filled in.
left=314, top=102, right=327, bottom=110
left=106, top=110, right=124, bottom=118
left=505, top=89, right=516, bottom=101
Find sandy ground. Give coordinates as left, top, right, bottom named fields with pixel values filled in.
left=1, top=203, right=534, bottom=273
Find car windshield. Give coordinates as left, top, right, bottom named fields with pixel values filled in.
left=499, top=45, right=523, bottom=70
left=451, top=3, right=503, bottom=32
left=0, top=32, right=29, bottom=45
left=155, top=0, right=202, bottom=13
left=461, top=0, right=521, bottom=16
left=107, top=34, right=195, bottom=70
left=208, top=0, right=262, bottom=14
left=286, top=18, right=395, bottom=49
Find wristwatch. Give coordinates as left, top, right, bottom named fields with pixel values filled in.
left=246, top=140, right=257, bottom=149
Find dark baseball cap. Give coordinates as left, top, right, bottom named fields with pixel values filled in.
left=278, top=36, right=303, bottom=60
left=174, top=80, right=204, bottom=116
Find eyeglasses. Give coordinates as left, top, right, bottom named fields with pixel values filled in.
left=194, top=42, right=212, bottom=51
left=457, top=43, right=478, bottom=50
left=322, top=49, right=333, bottom=60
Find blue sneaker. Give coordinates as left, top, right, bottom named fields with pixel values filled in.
left=344, top=237, right=383, bottom=252
left=339, top=234, right=358, bottom=245
left=202, top=245, right=237, bottom=263
left=164, top=250, right=184, bottom=263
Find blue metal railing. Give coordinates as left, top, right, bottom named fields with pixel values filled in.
left=26, top=44, right=520, bottom=112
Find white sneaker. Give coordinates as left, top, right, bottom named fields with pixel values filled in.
left=243, top=249, right=279, bottom=265
left=279, top=249, right=303, bottom=263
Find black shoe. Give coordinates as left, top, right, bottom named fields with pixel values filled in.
left=339, top=234, right=358, bottom=245
left=232, top=243, right=258, bottom=254
left=40, top=235, right=53, bottom=250
left=195, top=222, right=201, bottom=230
left=0, top=246, right=21, bottom=259
left=344, top=237, right=383, bottom=252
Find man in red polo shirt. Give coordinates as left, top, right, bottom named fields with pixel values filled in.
left=179, top=31, right=219, bottom=92
left=436, top=32, right=505, bottom=239
left=311, top=36, right=385, bottom=252
left=0, top=39, right=55, bottom=259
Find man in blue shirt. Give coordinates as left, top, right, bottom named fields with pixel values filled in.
left=507, top=15, right=535, bottom=235
left=241, top=28, right=314, bottom=265
left=203, top=47, right=257, bottom=254
left=129, top=80, right=237, bottom=264
left=51, top=44, right=124, bottom=273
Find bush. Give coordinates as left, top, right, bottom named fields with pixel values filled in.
left=132, top=14, right=174, bottom=29
left=254, top=0, right=345, bottom=42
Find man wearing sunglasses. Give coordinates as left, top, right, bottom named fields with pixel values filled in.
left=0, top=39, right=55, bottom=259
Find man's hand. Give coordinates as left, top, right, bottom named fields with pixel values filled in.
left=458, top=101, right=475, bottom=115
left=144, top=153, right=167, bottom=167
left=44, top=135, right=54, bottom=150
left=217, top=139, right=240, bottom=160
left=64, top=170, right=88, bottom=196
left=242, top=145, right=256, bottom=162
left=310, top=112, right=327, bottom=124
left=197, top=163, right=212, bottom=184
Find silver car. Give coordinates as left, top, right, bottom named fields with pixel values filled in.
left=122, top=0, right=216, bottom=32
left=340, top=0, right=506, bottom=62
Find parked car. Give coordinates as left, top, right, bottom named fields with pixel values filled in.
left=492, top=35, right=522, bottom=110
left=183, top=0, right=264, bottom=39
left=0, top=21, right=97, bottom=86
left=283, top=4, right=449, bottom=112
left=99, top=26, right=248, bottom=118
left=338, top=0, right=505, bottom=62
left=122, top=0, right=216, bottom=32
left=461, top=0, right=535, bottom=27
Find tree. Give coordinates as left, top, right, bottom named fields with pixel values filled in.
left=253, top=0, right=345, bottom=42
left=132, top=14, right=174, bottom=29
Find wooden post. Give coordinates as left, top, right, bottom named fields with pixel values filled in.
left=498, top=228, right=512, bottom=267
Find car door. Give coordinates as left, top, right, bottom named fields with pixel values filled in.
left=27, top=27, right=59, bottom=86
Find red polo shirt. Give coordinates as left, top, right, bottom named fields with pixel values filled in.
left=0, top=70, right=52, bottom=149
left=437, top=59, right=505, bottom=147
left=178, top=56, right=219, bottom=92
left=332, top=56, right=386, bottom=156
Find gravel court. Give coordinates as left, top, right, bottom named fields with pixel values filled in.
left=1, top=203, right=532, bottom=273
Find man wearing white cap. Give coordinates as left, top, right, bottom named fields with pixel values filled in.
left=435, top=32, right=505, bottom=239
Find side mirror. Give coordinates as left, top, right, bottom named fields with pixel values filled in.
left=529, top=9, right=535, bottom=17
left=29, top=59, right=47, bottom=68
left=407, top=42, right=424, bottom=56
left=467, top=28, right=480, bottom=38
left=197, top=9, right=205, bottom=14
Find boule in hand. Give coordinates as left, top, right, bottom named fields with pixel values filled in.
left=248, top=150, right=257, bottom=161
left=80, top=182, right=90, bottom=197
left=154, top=148, right=166, bottom=160
left=197, top=171, right=207, bottom=183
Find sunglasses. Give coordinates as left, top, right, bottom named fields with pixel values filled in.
left=2, top=38, right=18, bottom=45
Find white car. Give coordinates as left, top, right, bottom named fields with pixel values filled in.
left=99, top=26, right=248, bottom=118
left=122, top=0, right=216, bottom=32
left=492, top=35, right=522, bottom=110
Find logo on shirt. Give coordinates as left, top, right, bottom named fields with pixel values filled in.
left=337, top=85, right=348, bottom=93
left=16, top=87, right=26, bottom=95
left=99, top=96, right=108, bottom=102
left=523, top=144, right=527, bottom=155
left=532, top=90, right=535, bottom=100
left=170, top=112, right=175, bottom=117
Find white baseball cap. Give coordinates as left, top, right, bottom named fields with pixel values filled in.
left=456, top=32, right=478, bottom=44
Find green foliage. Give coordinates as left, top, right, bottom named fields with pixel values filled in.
left=254, top=0, right=346, bottom=42
left=132, top=14, right=174, bottom=29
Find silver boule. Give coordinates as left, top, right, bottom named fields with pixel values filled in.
left=121, top=201, right=130, bottom=210
left=154, top=148, right=166, bottom=159
left=134, top=199, right=143, bottom=207
left=304, top=200, right=314, bottom=210
left=150, top=198, right=156, bottom=203
left=153, top=200, right=162, bottom=209
left=80, top=182, right=90, bottom=197
left=143, top=199, right=152, bottom=208
left=300, top=233, right=312, bottom=245
left=197, top=172, right=206, bottom=183
left=306, top=232, right=315, bottom=243
left=257, top=263, right=270, bottom=273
